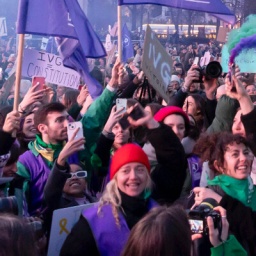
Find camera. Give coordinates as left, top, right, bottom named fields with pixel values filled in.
left=193, top=61, right=223, bottom=83
left=188, top=198, right=221, bottom=235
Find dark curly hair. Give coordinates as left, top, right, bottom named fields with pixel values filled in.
left=193, top=132, right=252, bottom=174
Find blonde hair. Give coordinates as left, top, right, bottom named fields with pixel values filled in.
left=97, top=171, right=153, bottom=227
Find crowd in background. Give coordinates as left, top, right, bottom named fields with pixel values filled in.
left=0, top=29, right=255, bottom=256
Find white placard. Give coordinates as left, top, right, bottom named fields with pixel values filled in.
left=0, top=18, right=7, bottom=36
left=47, top=203, right=95, bottom=256
left=22, top=48, right=80, bottom=89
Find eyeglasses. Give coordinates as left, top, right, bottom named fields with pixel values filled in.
left=68, top=171, right=87, bottom=179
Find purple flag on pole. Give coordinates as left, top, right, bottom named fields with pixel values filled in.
left=122, top=24, right=134, bottom=63
left=17, top=0, right=106, bottom=98
left=118, top=0, right=235, bottom=24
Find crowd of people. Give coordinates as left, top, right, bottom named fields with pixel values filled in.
left=0, top=30, right=256, bottom=256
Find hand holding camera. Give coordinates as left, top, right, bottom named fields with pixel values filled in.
left=225, top=65, right=248, bottom=101
left=207, top=206, right=229, bottom=247
left=183, top=64, right=201, bottom=91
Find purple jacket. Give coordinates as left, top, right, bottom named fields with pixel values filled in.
left=82, top=199, right=158, bottom=256
left=18, top=150, right=50, bottom=215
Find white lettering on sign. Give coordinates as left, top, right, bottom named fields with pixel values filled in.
left=142, top=26, right=172, bottom=101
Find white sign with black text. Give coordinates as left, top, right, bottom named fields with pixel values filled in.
left=22, top=48, right=80, bottom=89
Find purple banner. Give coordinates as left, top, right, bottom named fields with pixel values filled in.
left=118, top=0, right=235, bottom=24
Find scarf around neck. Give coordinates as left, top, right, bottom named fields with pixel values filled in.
left=34, top=134, right=64, bottom=163
left=207, top=174, right=256, bottom=211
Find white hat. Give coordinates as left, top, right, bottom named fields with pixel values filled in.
left=171, top=75, right=180, bottom=84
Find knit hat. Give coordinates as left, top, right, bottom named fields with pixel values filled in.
left=110, top=143, right=150, bottom=180
left=154, top=106, right=190, bottom=126
left=170, top=75, right=180, bottom=84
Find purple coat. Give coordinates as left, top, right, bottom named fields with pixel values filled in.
left=82, top=199, right=158, bottom=256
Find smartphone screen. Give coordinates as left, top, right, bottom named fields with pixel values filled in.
left=32, top=76, right=45, bottom=90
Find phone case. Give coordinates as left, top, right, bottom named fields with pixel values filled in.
left=67, top=122, right=84, bottom=149
left=116, top=98, right=127, bottom=114
left=32, top=76, right=45, bottom=90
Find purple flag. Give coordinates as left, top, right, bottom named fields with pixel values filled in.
left=122, top=24, right=134, bottom=63
left=56, top=38, right=103, bottom=98
left=118, top=0, right=235, bottom=24
left=17, top=0, right=106, bottom=98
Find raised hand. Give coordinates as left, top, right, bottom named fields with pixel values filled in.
left=57, top=127, right=85, bottom=166
left=104, top=105, right=125, bottom=133
left=19, top=83, right=47, bottom=113
left=2, top=110, right=21, bottom=134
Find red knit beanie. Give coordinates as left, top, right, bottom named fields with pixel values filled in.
left=110, top=143, right=150, bottom=180
left=154, top=106, right=190, bottom=126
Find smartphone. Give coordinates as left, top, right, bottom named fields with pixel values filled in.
left=229, top=64, right=236, bottom=92
left=32, top=76, right=45, bottom=90
left=129, top=105, right=145, bottom=121
left=116, top=98, right=127, bottom=114
left=193, top=57, right=199, bottom=65
left=67, top=122, right=84, bottom=149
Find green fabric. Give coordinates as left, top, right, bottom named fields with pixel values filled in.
left=90, top=153, right=102, bottom=168
left=207, top=95, right=239, bottom=134
left=34, top=135, right=64, bottom=167
left=81, top=88, right=116, bottom=155
left=210, top=235, right=247, bottom=256
left=79, top=88, right=116, bottom=182
left=207, top=175, right=256, bottom=210
left=35, top=134, right=63, bottom=151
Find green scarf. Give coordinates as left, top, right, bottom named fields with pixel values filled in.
left=207, top=175, right=256, bottom=211
left=34, top=135, right=64, bottom=165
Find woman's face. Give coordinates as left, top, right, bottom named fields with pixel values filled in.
left=232, top=110, right=246, bottom=137
left=163, top=114, right=185, bottom=140
left=116, top=162, right=148, bottom=197
left=182, top=96, right=197, bottom=116
left=112, top=123, right=130, bottom=146
left=222, top=142, right=253, bottom=180
left=63, top=164, right=87, bottom=197
left=22, top=113, right=37, bottom=138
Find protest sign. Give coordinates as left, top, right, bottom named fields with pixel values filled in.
left=217, top=27, right=230, bottom=43
left=221, top=44, right=256, bottom=73
left=47, top=203, right=95, bottom=256
left=142, top=25, right=172, bottom=102
left=22, top=48, right=80, bottom=89
left=0, top=18, right=7, bottom=36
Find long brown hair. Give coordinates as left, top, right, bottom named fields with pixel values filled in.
left=0, top=214, right=38, bottom=256
left=122, top=206, right=191, bottom=256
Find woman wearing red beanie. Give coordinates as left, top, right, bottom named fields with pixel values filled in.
left=61, top=142, right=158, bottom=256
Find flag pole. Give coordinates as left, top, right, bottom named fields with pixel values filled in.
left=117, top=5, right=122, bottom=63
left=13, top=33, right=25, bottom=112
left=12, top=33, right=24, bottom=137
left=117, top=5, right=123, bottom=85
